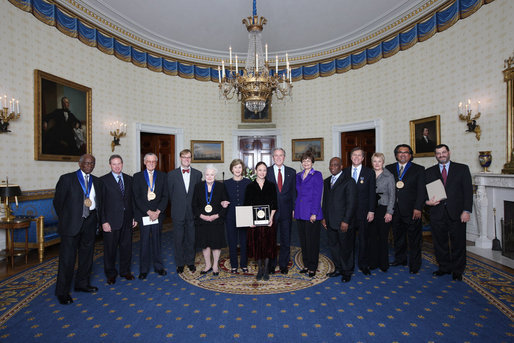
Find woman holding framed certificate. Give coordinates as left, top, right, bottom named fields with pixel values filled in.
left=192, top=165, right=228, bottom=276
left=244, top=161, right=278, bottom=281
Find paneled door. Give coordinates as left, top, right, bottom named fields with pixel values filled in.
left=340, top=129, right=375, bottom=168
left=140, top=133, right=175, bottom=172
left=239, top=136, right=276, bottom=170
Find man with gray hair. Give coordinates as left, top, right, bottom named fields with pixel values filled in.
left=266, top=147, right=296, bottom=274
left=133, top=153, right=168, bottom=279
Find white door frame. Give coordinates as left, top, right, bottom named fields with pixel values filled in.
left=135, top=123, right=184, bottom=170
left=332, top=119, right=383, bottom=157
left=232, top=128, right=282, bottom=160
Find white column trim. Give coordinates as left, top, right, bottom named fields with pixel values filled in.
left=135, top=123, right=184, bottom=170
left=231, top=128, right=282, bottom=160
left=331, top=119, right=383, bottom=157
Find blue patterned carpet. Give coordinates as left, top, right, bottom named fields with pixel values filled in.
left=0, top=226, right=512, bottom=342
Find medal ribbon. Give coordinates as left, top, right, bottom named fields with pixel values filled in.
left=76, top=169, right=93, bottom=198
left=205, top=182, right=214, bottom=206
left=144, top=170, right=155, bottom=192
left=396, top=162, right=411, bottom=181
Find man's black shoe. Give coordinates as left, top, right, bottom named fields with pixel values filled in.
left=341, top=275, right=351, bottom=283
left=280, top=268, right=288, bottom=274
left=74, top=285, right=98, bottom=293
left=176, top=266, right=184, bottom=274
left=187, top=265, right=196, bottom=273
left=57, top=294, right=73, bottom=305
left=138, top=273, right=147, bottom=280
left=107, top=277, right=116, bottom=285
left=409, top=269, right=419, bottom=274
left=362, top=268, right=371, bottom=276
left=452, top=272, right=463, bottom=281
left=326, top=271, right=342, bottom=278
left=156, top=269, right=167, bottom=276
left=433, top=270, right=450, bottom=276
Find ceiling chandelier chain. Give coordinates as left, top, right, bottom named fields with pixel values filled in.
left=218, top=1, right=292, bottom=113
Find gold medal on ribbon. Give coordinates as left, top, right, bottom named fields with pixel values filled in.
left=257, top=209, right=265, bottom=219
left=205, top=204, right=213, bottom=213
left=84, top=198, right=92, bottom=207
left=147, top=192, right=156, bottom=201
left=396, top=181, right=404, bottom=189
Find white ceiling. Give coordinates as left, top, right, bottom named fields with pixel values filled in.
left=60, top=0, right=441, bottom=63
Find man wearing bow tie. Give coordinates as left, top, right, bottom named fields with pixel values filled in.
left=100, top=154, right=137, bottom=285
left=53, top=154, right=102, bottom=305
left=167, top=149, right=202, bottom=274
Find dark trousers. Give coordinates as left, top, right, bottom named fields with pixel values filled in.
left=431, top=208, right=467, bottom=274
left=103, top=220, right=133, bottom=278
left=326, top=224, right=355, bottom=276
left=391, top=213, right=422, bottom=271
left=354, top=216, right=371, bottom=270
left=369, top=205, right=390, bottom=271
left=172, top=217, right=196, bottom=267
left=55, top=212, right=97, bottom=296
left=226, top=219, right=248, bottom=269
left=297, top=219, right=321, bottom=272
left=139, top=221, right=164, bottom=274
left=270, top=218, right=293, bottom=270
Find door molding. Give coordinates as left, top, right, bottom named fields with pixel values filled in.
left=136, top=123, right=184, bottom=170
left=332, top=120, right=382, bottom=157
left=232, top=128, right=282, bottom=160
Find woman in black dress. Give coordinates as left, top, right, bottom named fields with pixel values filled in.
left=192, top=165, right=228, bottom=276
left=244, top=161, right=277, bottom=281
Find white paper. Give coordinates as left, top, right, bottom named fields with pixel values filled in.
left=235, top=206, right=253, bottom=227
left=426, top=179, right=447, bottom=202
left=142, top=216, right=159, bottom=226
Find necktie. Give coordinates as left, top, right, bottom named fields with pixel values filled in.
left=118, top=175, right=125, bottom=195
left=182, top=169, right=190, bottom=174
left=353, top=168, right=358, bottom=183
left=441, top=164, right=447, bottom=186
left=399, top=165, right=404, bottom=177
left=83, top=175, right=90, bottom=218
left=331, top=175, right=336, bottom=188
left=148, top=171, right=154, bottom=195
left=277, top=168, right=283, bottom=192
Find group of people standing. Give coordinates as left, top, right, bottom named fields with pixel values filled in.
left=52, top=142, right=472, bottom=305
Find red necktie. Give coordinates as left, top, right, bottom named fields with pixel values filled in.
left=182, top=169, right=190, bottom=174
left=278, top=168, right=283, bottom=192
left=441, top=165, right=447, bottom=186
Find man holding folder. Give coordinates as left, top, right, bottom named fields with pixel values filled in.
left=425, top=144, right=473, bottom=281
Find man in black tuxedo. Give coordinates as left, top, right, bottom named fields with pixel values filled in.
left=322, top=157, right=357, bottom=283
left=386, top=144, right=426, bottom=274
left=42, top=96, right=81, bottom=156
left=100, top=155, right=137, bottom=285
left=343, top=147, right=375, bottom=275
left=416, top=127, right=436, bottom=153
left=167, top=149, right=202, bottom=274
left=425, top=144, right=472, bottom=281
left=133, top=153, right=168, bottom=279
left=266, top=147, right=296, bottom=274
left=53, top=154, right=102, bottom=305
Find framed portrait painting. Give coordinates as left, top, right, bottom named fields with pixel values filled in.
left=241, top=98, right=272, bottom=123
left=292, top=138, right=324, bottom=161
left=191, top=140, right=224, bottom=163
left=34, top=70, right=92, bottom=161
left=410, top=115, right=441, bottom=157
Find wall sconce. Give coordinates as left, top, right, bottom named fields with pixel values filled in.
left=0, top=178, right=22, bottom=222
left=0, top=94, right=21, bottom=133
left=109, top=121, right=127, bottom=152
left=458, top=98, right=481, bottom=141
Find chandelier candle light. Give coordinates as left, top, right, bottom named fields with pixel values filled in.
left=218, top=1, right=293, bottom=113
left=458, top=98, right=481, bottom=141
left=109, top=121, right=127, bottom=152
left=0, top=94, right=21, bottom=133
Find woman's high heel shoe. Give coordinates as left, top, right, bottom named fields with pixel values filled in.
left=200, top=267, right=212, bottom=275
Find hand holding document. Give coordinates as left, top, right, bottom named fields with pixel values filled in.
left=426, top=179, right=447, bottom=204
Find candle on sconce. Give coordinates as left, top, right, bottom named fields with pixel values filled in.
left=229, top=46, right=232, bottom=66
left=477, top=100, right=480, bottom=114
left=16, top=100, right=19, bottom=114
left=265, top=44, right=268, bottom=63
left=458, top=101, right=462, bottom=113
left=218, top=66, right=221, bottom=83
left=275, top=55, right=278, bottom=75
left=3, top=95, right=6, bottom=108
left=222, top=61, right=225, bottom=79
left=289, top=67, right=292, bottom=83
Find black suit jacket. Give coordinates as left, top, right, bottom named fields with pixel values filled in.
left=386, top=162, right=426, bottom=217
left=132, top=169, right=168, bottom=222
left=167, top=167, right=202, bottom=221
left=322, top=172, right=356, bottom=228
left=53, top=170, right=103, bottom=236
left=267, top=165, right=296, bottom=220
left=425, top=161, right=473, bottom=221
left=100, top=172, right=134, bottom=230
left=343, top=166, right=376, bottom=217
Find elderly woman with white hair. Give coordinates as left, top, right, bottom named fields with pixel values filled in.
left=192, top=164, right=228, bottom=276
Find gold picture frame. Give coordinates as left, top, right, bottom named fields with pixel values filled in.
left=191, top=140, right=224, bottom=163
left=410, top=115, right=441, bottom=157
left=292, top=138, right=324, bottom=161
left=241, top=98, right=272, bottom=123
left=34, top=70, right=92, bottom=161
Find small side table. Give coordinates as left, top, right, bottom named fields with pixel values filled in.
left=0, top=217, right=31, bottom=270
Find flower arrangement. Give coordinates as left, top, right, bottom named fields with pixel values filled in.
left=244, top=167, right=257, bottom=181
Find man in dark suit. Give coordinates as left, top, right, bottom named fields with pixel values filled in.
left=167, top=149, right=202, bottom=274
left=133, top=153, right=168, bottom=279
left=42, top=96, right=81, bottom=156
left=343, top=147, right=375, bottom=275
left=100, top=154, right=137, bottom=285
left=386, top=144, right=426, bottom=274
left=266, top=147, right=296, bottom=274
left=53, top=154, right=102, bottom=305
left=416, top=127, right=436, bottom=153
left=425, top=144, right=472, bottom=281
left=322, top=157, right=357, bottom=283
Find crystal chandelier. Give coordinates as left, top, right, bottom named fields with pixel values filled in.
left=218, top=2, right=292, bottom=113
